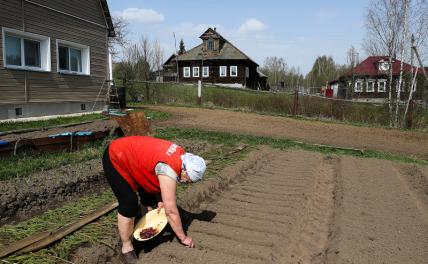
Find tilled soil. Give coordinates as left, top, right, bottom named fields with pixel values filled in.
left=135, top=147, right=428, bottom=264
left=148, top=105, right=428, bottom=160
left=0, top=139, right=212, bottom=225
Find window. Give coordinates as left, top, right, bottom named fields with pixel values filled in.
left=207, top=39, right=214, bottom=51
left=230, top=66, right=238, bottom=77
left=193, top=67, right=199, bottom=77
left=2, top=27, right=50, bottom=71
left=367, top=80, right=375, bottom=92
left=396, top=80, right=405, bottom=92
left=245, top=67, right=249, bottom=78
left=202, top=66, right=209, bottom=77
left=57, top=40, right=90, bottom=75
left=183, top=67, right=190, bottom=78
left=354, top=80, right=363, bottom=92
left=15, top=108, right=23, bottom=116
left=220, top=66, right=227, bottom=77
left=81, top=104, right=86, bottom=110
left=378, top=79, right=386, bottom=92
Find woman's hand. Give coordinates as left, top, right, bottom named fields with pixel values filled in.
left=180, top=236, right=195, bottom=248
left=157, top=202, right=164, bottom=214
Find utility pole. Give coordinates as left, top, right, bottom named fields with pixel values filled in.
left=173, top=32, right=180, bottom=83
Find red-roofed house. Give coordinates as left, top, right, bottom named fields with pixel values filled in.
left=331, top=56, right=426, bottom=101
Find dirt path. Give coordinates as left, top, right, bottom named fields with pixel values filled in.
left=148, top=105, right=428, bottom=160
left=136, top=147, right=428, bottom=264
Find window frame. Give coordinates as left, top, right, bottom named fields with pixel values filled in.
left=202, top=66, right=209, bottom=77
left=396, top=80, right=406, bottom=92
left=366, top=79, right=375, bottom=92
left=207, top=39, right=214, bottom=51
left=183, top=67, right=191, bottom=78
left=230, top=65, right=238, bottom=77
left=219, top=66, right=227, bottom=77
left=192, top=66, right=200, bottom=78
left=2, top=27, right=51, bottom=72
left=354, top=80, right=363, bottom=92
left=56, top=39, right=90, bottom=75
left=378, top=79, right=386, bottom=92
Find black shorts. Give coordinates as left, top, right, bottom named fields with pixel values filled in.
left=102, top=146, right=158, bottom=218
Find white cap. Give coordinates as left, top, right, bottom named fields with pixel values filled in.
left=181, top=153, right=206, bottom=182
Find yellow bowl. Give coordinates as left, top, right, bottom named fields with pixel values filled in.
left=133, top=208, right=168, bottom=241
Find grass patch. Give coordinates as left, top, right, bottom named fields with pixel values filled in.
left=0, top=113, right=106, bottom=133
left=128, top=108, right=171, bottom=121
left=156, top=127, right=427, bottom=165
left=125, top=81, right=428, bottom=130
left=0, top=191, right=116, bottom=264
left=0, top=140, right=107, bottom=181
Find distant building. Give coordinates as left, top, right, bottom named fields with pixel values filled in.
left=163, top=28, right=268, bottom=90
left=0, top=0, right=115, bottom=120
left=331, top=56, right=426, bottom=102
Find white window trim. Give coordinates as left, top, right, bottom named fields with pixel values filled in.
left=56, top=39, right=90, bottom=76
left=183, top=67, right=190, bottom=78
left=202, top=66, right=209, bottom=77
left=396, top=80, right=406, bottom=92
left=378, top=79, right=386, bottom=92
left=230, top=65, right=238, bottom=77
left=354, top=79, right=363, bottom=92
left=366, top=79, right=375, bottom=92
left=2, top=27, right=51, bottom=72
left=192, top=66, right=199, bottom=77
left=220, top=66, right=227, bottom=77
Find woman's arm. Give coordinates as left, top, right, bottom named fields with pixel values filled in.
left=158, top=175, right=194, bottom=247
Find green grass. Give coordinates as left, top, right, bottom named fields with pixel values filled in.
left=0, top=140, right=107, bottom=181
left=128, top=108, right=171, bottom=121
left=0, top=113, right=106, bottom=133
left=0, top=191, right=117, bottom=264
left=155, top=127, right=428, bottom=165
left=125, top=81, right=428, bottom=130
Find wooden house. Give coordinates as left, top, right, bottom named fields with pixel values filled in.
left=0, top=0, right=115, bottom=119
left=332, top=56, right=426, bottom=102
left=163, top=28, right=268, bottom=90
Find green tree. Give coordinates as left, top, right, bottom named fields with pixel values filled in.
left=305, top=56, right=338, bottom=88
left=179, top=39, right=186, bottom=55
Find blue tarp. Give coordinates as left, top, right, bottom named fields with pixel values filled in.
left=0, top=140, right=9, bottom=146
left=48, top=131, right=94, bottom=138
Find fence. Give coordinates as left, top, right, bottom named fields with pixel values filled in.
left=122, top=80, right=428, bottom=129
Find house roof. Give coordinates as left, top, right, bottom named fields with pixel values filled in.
left=348, top=56, right=421, bottom=76
left=99, top=0, right=115, bottom=37
left=172, top=28, right=259, bottom=66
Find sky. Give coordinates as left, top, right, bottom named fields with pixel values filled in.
left=107, top=0, right=370, bottom=75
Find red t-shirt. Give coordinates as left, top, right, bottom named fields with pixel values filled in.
left=108, top=136, right=185, bottom=193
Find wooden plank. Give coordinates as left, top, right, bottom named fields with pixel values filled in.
left=0, top=202, right=119, bottom=258
left=0, top=232, right=52, bottom=259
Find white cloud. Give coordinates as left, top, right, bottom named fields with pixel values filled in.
left=238, top=19, right=266, bottom=34
left=115, top=8, right=165, bottom=24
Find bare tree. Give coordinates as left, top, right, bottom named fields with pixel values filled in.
left=395, top=0, right=409, bottom=127
left=153, top=40, right=165, bottom=81
left=364, top=0, right=428, bottom=127
left=109, top=16, right=129, bottom=59
left=364, top=0, right=405, bottom=126
left=346, top=46, right=359, bottom=99
left=261, top=57, right=288, bottom=87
